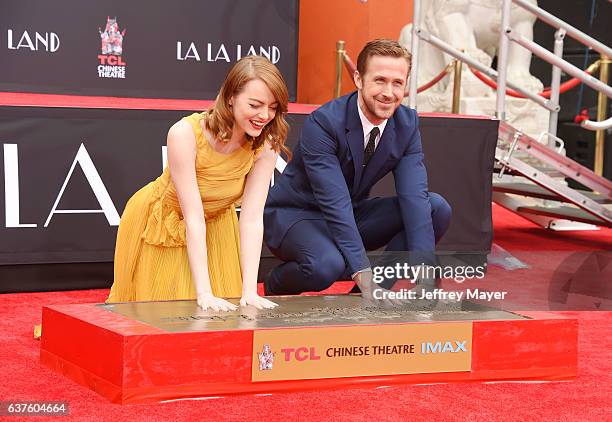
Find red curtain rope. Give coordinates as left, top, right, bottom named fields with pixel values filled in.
left=468, top=60, right=600, bottom=99
left=340, top=51, right=599, bottom=100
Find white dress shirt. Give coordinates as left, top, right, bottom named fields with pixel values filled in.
left=357, top=99, right=388, bottom=150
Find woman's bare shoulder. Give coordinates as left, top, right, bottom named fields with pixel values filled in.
left=167, top=120, right=196, bottom=147
left=256, top=139, right=277, bottom=158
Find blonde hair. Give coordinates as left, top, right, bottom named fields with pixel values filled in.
left=204, top=56, right=290, bottom=158
left=357, top=39, right=412, bottom=76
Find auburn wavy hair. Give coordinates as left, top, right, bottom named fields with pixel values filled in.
left=204, top=56, right=290, bottom=158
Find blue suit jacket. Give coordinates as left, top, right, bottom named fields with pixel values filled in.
left=264, top=92, right=434, bottom=274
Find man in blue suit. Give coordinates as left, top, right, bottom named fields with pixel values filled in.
left=263, top=39, right=451, bottom=296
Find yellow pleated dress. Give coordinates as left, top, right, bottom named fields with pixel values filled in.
left=107, top=112, right=260, bottom=302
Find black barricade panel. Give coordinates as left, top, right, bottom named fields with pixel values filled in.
left=0, top=107, right=496, bottom=291
left=0, top=106, right=306, bottom=267
left=0, top=0, right=298, bottom=101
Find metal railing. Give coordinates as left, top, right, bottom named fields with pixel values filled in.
left=407, top=0, right=612, bottom=175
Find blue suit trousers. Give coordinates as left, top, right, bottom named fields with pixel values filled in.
left=266, top=192, right=451, bottom=295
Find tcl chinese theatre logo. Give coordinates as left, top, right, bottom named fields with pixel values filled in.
left=97, top=16, right=126, bottom=79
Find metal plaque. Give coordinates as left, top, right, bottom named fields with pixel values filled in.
left=98, top=295, right=528, bottom=333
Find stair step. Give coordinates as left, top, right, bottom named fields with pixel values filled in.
left=493, top=182, right=612, bottom=204
left=497, top=121, right=612, bottom=196
left=493, top=163, right=564, bottom=179
left=516, top=205, right=612, bottom=227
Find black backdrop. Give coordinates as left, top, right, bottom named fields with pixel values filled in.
left=531, top=0, right=611, bottom=122
left=0, top=0, right=299, bottom=100
left=0, top=107, right=497, bottom=292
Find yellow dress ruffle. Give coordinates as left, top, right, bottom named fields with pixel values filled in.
left=107, top=112, right=260, bottom=302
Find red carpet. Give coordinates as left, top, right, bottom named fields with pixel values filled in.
left=0, top=205, right=610, bottom=421
left=492, top=203, right=612, bottom=251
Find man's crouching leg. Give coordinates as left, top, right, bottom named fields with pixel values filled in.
left=265, top=220, right=347, bottom=295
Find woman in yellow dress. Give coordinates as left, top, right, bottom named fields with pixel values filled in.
left=107, top=55, right=289, bottom=311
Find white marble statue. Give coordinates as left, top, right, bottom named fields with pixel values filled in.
left=400, top=0, right=549, bottom=139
